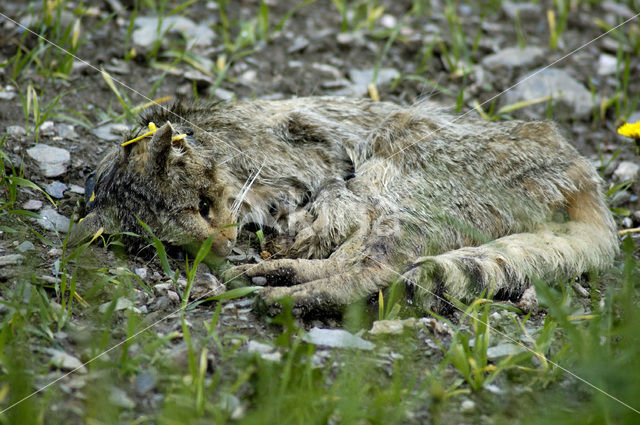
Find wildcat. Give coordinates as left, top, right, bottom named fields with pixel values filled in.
left=77, top=97, right=618, bottom=315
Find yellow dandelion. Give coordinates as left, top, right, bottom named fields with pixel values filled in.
left=618, top=121, right=640, bottom=139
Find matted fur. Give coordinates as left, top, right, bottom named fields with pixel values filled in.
left=78, top=96, right=618, bottom=314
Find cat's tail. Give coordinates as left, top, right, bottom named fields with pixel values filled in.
left=404, top=181, right=618, bottom=311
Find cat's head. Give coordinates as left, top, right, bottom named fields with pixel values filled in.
left=75, top=121, right=237, bottom=257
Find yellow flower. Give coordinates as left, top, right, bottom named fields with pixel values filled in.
left=618, top=121, right=640, bottom=139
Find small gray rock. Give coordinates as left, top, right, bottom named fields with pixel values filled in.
left=502, top=1, right=539, bottom=20
left=0, top=254, right=24, bottom=266
left=487, top=343, right=525, bottom=360
left=40, top=121, right=56, bottom=136
left=503, top=68, right=595, bottom=119
left=601, top=1, right=635, bottom=19
left=239, top=70, right=257, bottom=85
left=184, top=70, right=214, bottom=86
left=23, top=199, right=43, bottom=210
left=109, top=387, right=135, bottom=409
left=135, top=370, right=158, bottom=395
left=0, top=91, right=16, bottom=101
left=303, top=327, right=374, bottom=350
left=47, top=348, right=87, bottom=373
left=133, top=16, right=215, bottom=49
left=211, top=87, right=235, bottom=101
left=597, top=54, right=618, bottom=76
left=99, top=297, right=134, bottom=313
left=57, top=123, right=79, bottom=140
left=369, top=318, right=417, bottom=335
left=379, top=14, right=397, bottom=29
left=247, top=340, right=281, bottom=361
left=92, top=123, right=129, bottom=142
left=6, top=125, right=26, bottom=137
left=460, top=399, right=476, bottom=412
left=46, top=181, right=68, bottom=199
left=135, top=267, right=148, bottom=280
left=16, top=241, right=35, bottom=253
left=27, top=144, right=71, bottom=177
left=481, top=46, right=544, bottom=70
left=613, top=161, right=640, bottom=182
left=287, top=36, right=309, bottom=54
left=36, top=206, right=71, bottom=233
left=69, top=184, right=85, bottom=195
left=348, top=68, right=400, bottom=96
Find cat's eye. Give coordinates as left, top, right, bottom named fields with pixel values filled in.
left=199, top=197, right=211, bottom=218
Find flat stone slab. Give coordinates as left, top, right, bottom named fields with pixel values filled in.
left=27, top=144, right=70, bottom=177
left=36, top=206, right=70, bottom=233
left=303, top=327, right=374, bottom=350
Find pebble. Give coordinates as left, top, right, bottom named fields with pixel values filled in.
left=247, top=340, right=282, bottom=362
left=502, top=1, right=539, bottom=20
left=613, top=161, right=640, bottom=182
left=184, top=70, right=214, bottom=86
left=0, top=91, right=16, bottom=101
left=135, top=267, right=148, bottom=280
left=23, top=199, right=43, bottom=210
left=109, top=387, right=135, bottom=409
left=40, top=121, right=56, bottom=136
left=597, top=54, right=618, bottom=76
left=46, top=181, right=68, bottom=199
left=6, top=125, right=26, bottom=137
left=69, top=184, right=85, bottom=195
left=239, top=70, right=257, bottom=85
left=27, top=144, right=71, bottom=177
left=0, top=254, right=24, bottom=266
left=92, top=123, right=129, bottom=142
left=99, top=297, right=135, bottom=313
left=16, top=241, right=35, bottom=253
left=481, top=46, right=544, bottom=70
left=211, top=87, right=234, bottom=101
left=133, top=16, right=215, bottom=49
left=57, top=123, right=79, bottom=140
left=47, top=247, right=63, bottom=257
left=47, top=348, right=87, bottom=373
left=167, top=290, right=180, bottom=302
left=192, top=272, right=225, bottom=299
left=486, top=343, right=525, bottom=360
left=347, top=68, right=400, bottom=96
left=287, top=36, right=309, bottom=53
left=460, top=399, right=476, bottom=412
left=36, top=206, right=70, bottom=233
left=503, top=68, right=595, bottom=119
left=601, top=1, right=635, bottom=19
left=369, top=318, right=417, bottom=335
left=379, top=14, right=397, bottom=29
left=303, top=327, right=375, bottom=350
left=135, top=370, right=158, bottom=395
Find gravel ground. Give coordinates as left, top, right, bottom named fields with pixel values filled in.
left=0, top=0, right=639, bottom=423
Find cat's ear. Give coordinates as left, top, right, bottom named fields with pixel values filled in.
left=148, top=122, right=176, bottom=174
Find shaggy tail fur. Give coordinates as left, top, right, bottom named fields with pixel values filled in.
left=406, top=185, right=618, bottom=311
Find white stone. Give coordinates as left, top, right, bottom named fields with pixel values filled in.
left=597, top=54, right=618, bottom=76
left=36, top=206, right=71, bottom=233
left=6, top=125, right=26, bottom=137
left=27, top=144, right=70, bottom=177
left=613, top=161, right=640, bottom=182
left=303, top=328, right=374, bottom=350
left=481, top=46, right=544, bottom=70
left=47, top=348, right=87, bottom=373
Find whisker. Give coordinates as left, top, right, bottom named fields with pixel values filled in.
left=231, top=163, right=264, bottom=219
